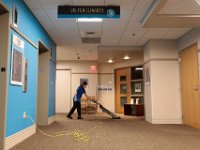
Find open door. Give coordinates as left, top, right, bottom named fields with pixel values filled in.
left=115, top=68, right=131, bottom=113
left=0, top=3, right=9, bottom=150
left=179, top=44, right=200, bottom=129
left=37, top=42, right=50, bottom=126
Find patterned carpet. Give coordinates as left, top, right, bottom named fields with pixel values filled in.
left=11, top=113, right=200, bottom=150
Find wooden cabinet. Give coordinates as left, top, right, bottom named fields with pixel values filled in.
left=124, top=104, right=144, bottom=116
left=81, top=97, right=97, bottom=114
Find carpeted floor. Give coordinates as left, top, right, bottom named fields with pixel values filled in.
left=11, top=113, right=200, bottom=150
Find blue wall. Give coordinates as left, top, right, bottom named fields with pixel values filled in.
left=3, top=0, right=56, bottom=137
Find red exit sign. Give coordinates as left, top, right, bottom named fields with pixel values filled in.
left=89, top=65, right=97, bottom=72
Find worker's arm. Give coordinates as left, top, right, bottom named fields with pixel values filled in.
left=84, top=92, right=91, bottom=100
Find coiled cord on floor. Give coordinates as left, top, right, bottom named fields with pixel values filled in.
left=26, top=116, right=102, bottom=142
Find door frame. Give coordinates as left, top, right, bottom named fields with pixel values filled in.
left=36, top=41, right=50, bottom=126
left=179, top=43, right=200, bottom=128
left=0, top=2, right=10, bottom=150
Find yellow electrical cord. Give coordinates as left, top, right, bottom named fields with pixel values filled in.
left=26, top=116, right=102, bottom=142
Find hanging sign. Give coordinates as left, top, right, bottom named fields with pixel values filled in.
left=58, top=5, right=120, bottom=18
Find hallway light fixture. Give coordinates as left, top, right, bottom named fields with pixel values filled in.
left=77, top=18, right=103, bottom=22
left=195, top=0, right=200, bottom=5
left=123, top=55, right=130, bottom=60
left=107, top=59, right=114, bottom=63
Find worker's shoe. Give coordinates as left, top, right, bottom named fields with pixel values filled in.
left=67, top=115, right=72, bottom=119
left=77, top=116, right=83, bottom=119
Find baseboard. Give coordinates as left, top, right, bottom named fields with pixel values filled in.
left=48, top=115, right=55, bottom=125
left=5, top=125, right=36, bottom=150
left=152, top=118, right=183, bottom=124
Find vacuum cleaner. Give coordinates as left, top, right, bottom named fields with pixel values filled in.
left=90, top=99, right=121, bottom=119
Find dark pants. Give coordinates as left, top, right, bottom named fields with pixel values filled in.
left=67, top=101, right=81, bottom=117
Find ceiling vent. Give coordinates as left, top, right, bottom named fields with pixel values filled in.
left=81, top=37, right=101, bottom=44
left=80, top=31, right=101, bottom=43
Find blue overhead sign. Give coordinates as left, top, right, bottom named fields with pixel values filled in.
left=58, top=5, right=120, bottom=18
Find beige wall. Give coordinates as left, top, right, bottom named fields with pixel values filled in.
left=144, top=40, right=182, bottom=124
left=37, top=52, right=50, bottom=126
left=56, top=61, right=98, bottom=108
left=143, top=63, right=152, bottom=122
left=0, top=11, right=9, bottom=150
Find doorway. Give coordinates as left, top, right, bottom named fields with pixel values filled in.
left=115, top=68, right=131, bottom=113
left=56, top=69, right=71, bottom=113
left=0, top=3, right=9, bottom=150
left=37, top=42, right=50, bottom=126
left=179, top=44, right=200, bottom=129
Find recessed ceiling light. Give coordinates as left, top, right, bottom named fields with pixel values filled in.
left=195, top=0, right=200, bottom=5
left=123, top=56, right=130, bottom=60
left=107, top=59, right=114, bottom=63
left=77, top=18, right=103, bottom=22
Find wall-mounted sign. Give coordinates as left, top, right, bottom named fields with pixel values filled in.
left=11, top=34, right=24, bottom=86
left=11, top=44, right=23, bottom=85
left=97, top=85, right=112, bottom=92
left=13, top=34, right=24, bottom=49
left=58, top=5, right=120, bottom=18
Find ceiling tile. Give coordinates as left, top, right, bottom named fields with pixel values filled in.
left=163, top=28, right=190, bottom=39
left=126, top=22, right=142, bottom=30
left=78, top=22, right=102, bottom=31
left=72, top=0, right=105, bottom=5
left=40, top=0, right=72, bottom=9
left=160, top=0, right=200, bottom=15
left=105, top=0, right=138, bottom=10
left=135, top=0, right=155, bottom=10
left=142, top=28, right=171, bottom=39
left=31, top=8, right=49, bottom=21
left=39, top=20, right=56, bottom=30
left=129, top=10, right=146, bottom=22
left=135, top=37, right=149, bottom=46
left=101, top=38, right=120, bottom=46
left=24, top=0, right=43, bottom=9
left=58, top=37, right=82, bottom=45
left=123, top=29, right=147, bottom=39
left=53, top=20, right=78, bottom=30
left=101, top=30, right=124, bottom=38
left=57, top=30, right=80, bottom=38
left=119, top=37, right=137, bottom=46
left=103, top=20, right=127, bottom=30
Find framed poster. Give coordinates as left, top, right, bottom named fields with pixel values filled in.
left=145, top=67, right=150, bottom=85
left=10, top=44, right=23, bottom=85
left=132, top=82, right=143, bottom=94
left=80, top=78, right=88, bottom=87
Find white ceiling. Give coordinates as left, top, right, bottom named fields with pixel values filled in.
left=24, top=0, right=196, bottom=61
left=159, top=0, right=200, bottom=15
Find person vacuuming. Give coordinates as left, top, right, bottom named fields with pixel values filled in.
left=67, top=81, right=90, bottom=119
